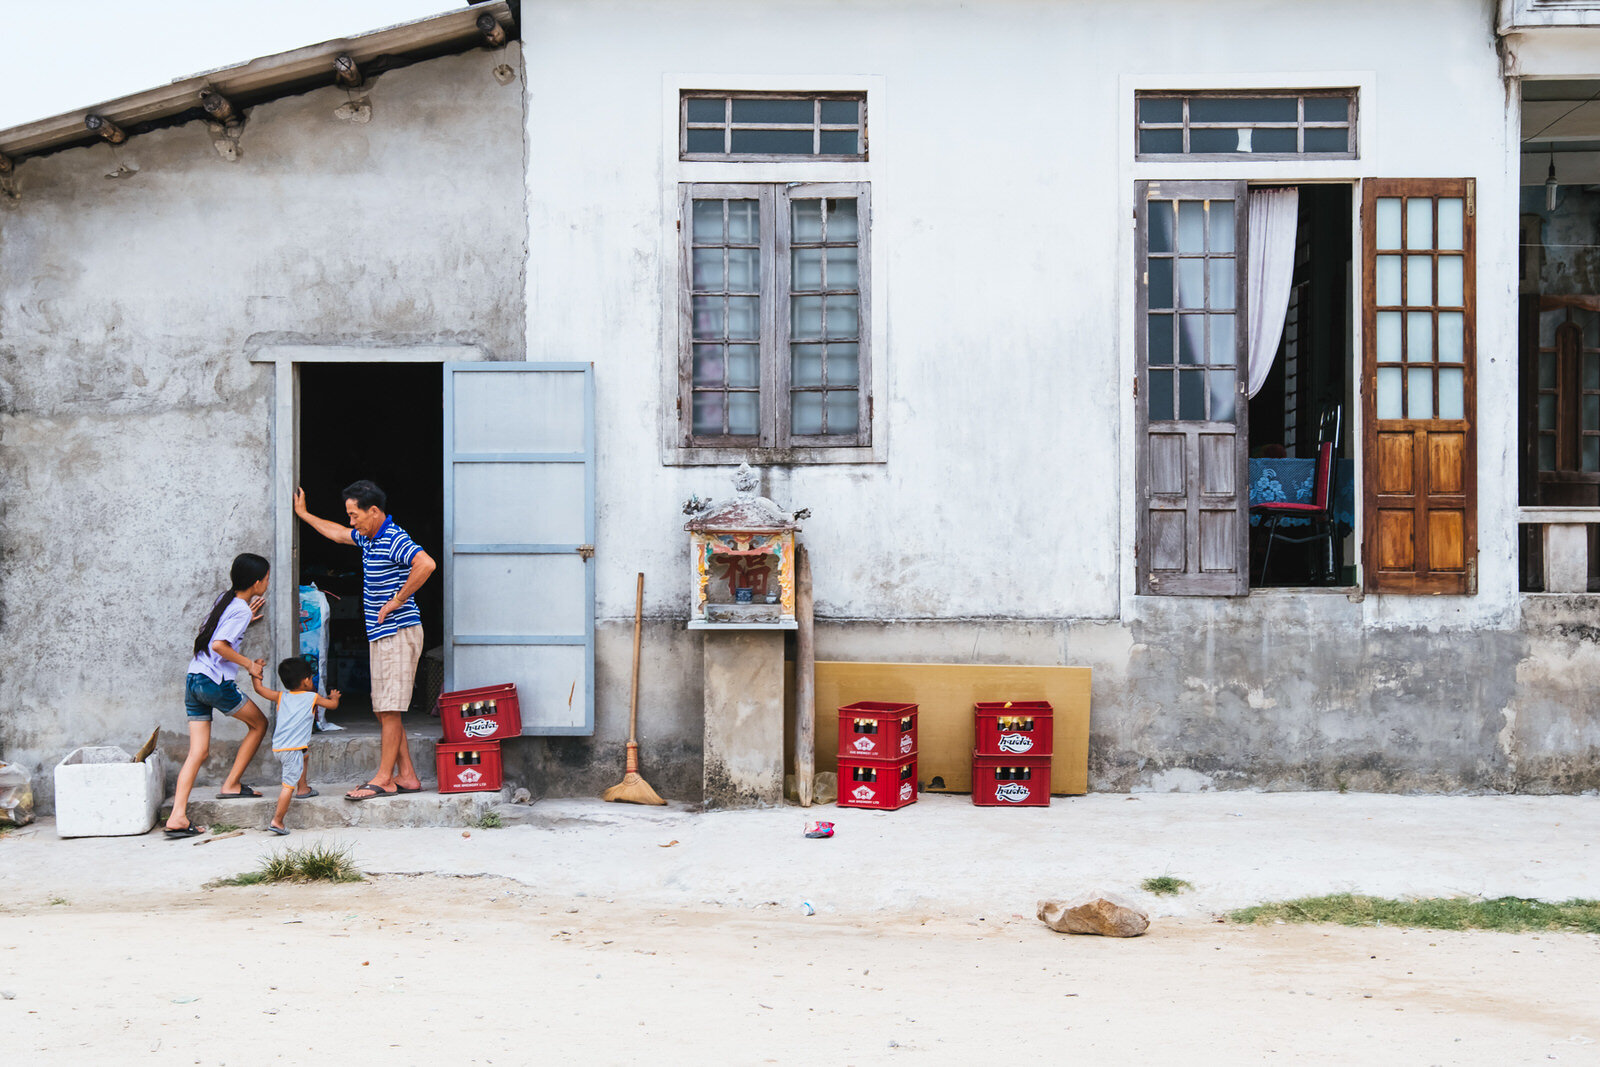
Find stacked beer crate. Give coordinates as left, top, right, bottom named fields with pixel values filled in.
left=835, top=700, right=919, bottom=810
left=972, top=700, right=1052, bottom=806
left=435, top=682, right=520, bottom=792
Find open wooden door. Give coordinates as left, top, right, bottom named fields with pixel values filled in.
left=1361, top=180, right=1476, bottom=594
left=1135, top=180, right=1251, bottom=596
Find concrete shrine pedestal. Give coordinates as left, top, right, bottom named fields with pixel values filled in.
left=701, top=630, right=786, bottom=808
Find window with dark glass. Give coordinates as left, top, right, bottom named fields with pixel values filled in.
left=681, top=93, right=867, bottom=160
left=1137, top=91, right=1357, bottom=160
left=680, top=182, right=870, bottom=449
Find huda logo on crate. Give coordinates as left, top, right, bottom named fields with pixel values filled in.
left=997, top=733, right=1034, bottom=754
left=462, top=718, right=498, bottom=739
left=995, top=782, right=1031, bottom=802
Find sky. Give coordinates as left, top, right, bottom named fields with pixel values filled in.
left=0, top=0, right=451, bottom=131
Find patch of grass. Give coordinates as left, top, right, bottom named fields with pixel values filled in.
left=47, top=896, right=69, bottom=906
left=208, top=822, right=243, bottom=835
left=475, top=810, right=504, bottom=830
left=1228, top=894, right=1600, bottom=934
left=208, top=842, right=365, bottom=888
left=1142, top=875, right=1193, bottom=896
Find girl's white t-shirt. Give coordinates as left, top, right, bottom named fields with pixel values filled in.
left=187, top=597, right=251, bottom=683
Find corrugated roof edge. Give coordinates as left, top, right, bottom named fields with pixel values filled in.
left=0, top=1, right=517, bottom=164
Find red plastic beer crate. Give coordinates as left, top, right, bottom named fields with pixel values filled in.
left=435, top=741, right=503, bottom=793
left=971, top=753, right=1051, bottom=807
left=836, top=754, right=918, bottom=810
left=973, top=701, right=1054, bottom=758
left=837, top=701, right=919, bottom=760
left=438, top=683, right=522, bottom=742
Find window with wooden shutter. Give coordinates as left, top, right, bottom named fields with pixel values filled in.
left=1136, top=180, right=1251, bottom=595
left=1361, top=179, right=1476, bottom=594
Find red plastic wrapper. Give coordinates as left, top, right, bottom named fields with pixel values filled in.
left=803, top=820, right=835, bottom=839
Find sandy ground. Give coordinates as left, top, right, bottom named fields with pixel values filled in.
left=3, top=793, right=1600, bottom=1063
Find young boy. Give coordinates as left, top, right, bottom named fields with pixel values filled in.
left=251, top=658, right=340, bottom=835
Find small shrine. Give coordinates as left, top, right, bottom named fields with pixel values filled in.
left=683, top=463, right=806, bottom=630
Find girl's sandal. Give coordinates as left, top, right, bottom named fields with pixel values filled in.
left=163, top=825, right=206, bottom=839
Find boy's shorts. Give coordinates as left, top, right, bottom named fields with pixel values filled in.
left=277, top=748, right=306, bottom=788
left=185, top=673, right=249, bottom=720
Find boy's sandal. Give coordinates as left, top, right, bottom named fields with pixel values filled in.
left=214, top=786, right=262, bottom=799
left=163, top=825, right=206, bottom=839
left=294, top=788, right=320, bottom=798
left=267, top=825, right=291, bottom=836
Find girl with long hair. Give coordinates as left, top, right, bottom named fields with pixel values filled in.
left=164, top=553, right=273, bottom=838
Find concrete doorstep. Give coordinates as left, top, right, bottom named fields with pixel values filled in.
left=164, top=785, right=507, bottom=830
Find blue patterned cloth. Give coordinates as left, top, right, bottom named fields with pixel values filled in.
left=1248, top=458, right=1355, bottom=529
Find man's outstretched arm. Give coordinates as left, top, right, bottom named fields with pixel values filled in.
left=294, top=487, right=355, bottom=545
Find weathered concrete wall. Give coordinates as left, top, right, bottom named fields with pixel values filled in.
left=0, top=46, right=528, bottom=809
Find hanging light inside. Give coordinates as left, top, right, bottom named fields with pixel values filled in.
left=1547, top=152, right=1559, bottom=211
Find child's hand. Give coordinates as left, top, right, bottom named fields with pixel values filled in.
left=250, top=658, right=266, bottom=681
left=328, top=689, right=342, bottom=706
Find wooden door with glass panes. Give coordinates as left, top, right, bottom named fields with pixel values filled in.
left=1135, top=180, right=1250, bottom=596
left=1361, top=179, right=1476, bottom=594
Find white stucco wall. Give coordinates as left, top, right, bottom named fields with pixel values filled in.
left=523, top=0, right=1515, bottom=629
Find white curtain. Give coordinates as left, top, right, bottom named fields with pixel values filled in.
left=1247, top=187, right=1300, bottom=399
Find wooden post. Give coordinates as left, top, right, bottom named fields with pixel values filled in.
left=795, top=543, right=815, bottom=807
left=199, top=88, right=236, bottom=123
left=0, top=151, right=12, bottom=176
left=333, top=54, right=362, bottom=88
left=476, top=13, right=508, bottom=46
left=84, top=114, right=127, bottom=144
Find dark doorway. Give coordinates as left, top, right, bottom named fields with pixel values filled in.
left=298, top=362, right=443, bottom=717
left=1247, top=183, right=1355, bottom=587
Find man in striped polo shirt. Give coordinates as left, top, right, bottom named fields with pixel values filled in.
left=295, top=479, right=436, bottom=800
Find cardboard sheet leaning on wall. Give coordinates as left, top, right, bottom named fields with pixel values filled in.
left=0, top=761, right=36, bottom=826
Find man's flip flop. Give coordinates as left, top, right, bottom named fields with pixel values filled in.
left=345, top=782, right=397, bottom=801
left=215, top=786, right=262, bottom=799
left=393, top=784, right=423, bottom=794
left=164, top=826, right=206, bottom=839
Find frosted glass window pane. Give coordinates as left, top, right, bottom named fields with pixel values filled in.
left=1406, top=256, right=1432, bottom=306
left=1208, top=201, right=1235, bottom=253
left=727, top=345, right=759, bottom=387
left=1149, top=314, right=1174, bottom=365
left=826, top=199, right=859, bottom=241
left=727, top=296, right=759, bottom=339
left=792, top=392, right=823, bottom=434
left=692, top=295, right=724, bottom=340
left=1178, top=259, right=1205, bottom=308
left=693, top=200, right=724, bottom=241
left=825, top=247, right=859, bottom=288
left=1376, top=256, right=1401, bottom=305
left=693, top=392, right=724, bottom=434
left=1438, top=312, right=1464, bottom=363
left=728, top=249, right=759, bottom=292
left=1437, top=198, right=1464, bottom=250
left=732, top=129, right=812, bottom=154
left=792, top=295, right=823, bottom=338
left=1539, top=435, right=1557, bottom=470
left=1406, top=198, right=1433, bottom=250
left=792, top=344, right=823, bottom=387
left=1208, top=370, right=1236, bottom=423
left=1178, top=201, right=1205, bottom=253
left=1539, top=394, right=1557, bottom=430
left=827, top=344, right=859, bottom=386
left=1376, top=199, right=1402, bottom=250
left=728, top=201, right=759, bottom=243
left=792, top=201, right=823, bottom=242
left=733, top=99, right=812, bottom=123
left=1377, top=311, right=1402, bottom=362
left=1539, top=351, right=1556, bottom=389
left=693, top=249, right=724, bottom=289
left=1585, top=395, right=1600, bottom=432
left=1406, top=312, right=1433, bottom=363
left=792, top=249, right=823, bottom=289
left=1149, top=258, right=1174, bottom=310
left=686, top=98, right=724, bottom=122
left=1377, top=367, right=1402, bottom=419
left=1438, top=368, right=1464, bottom=420
left=1209, top=315, right=1235, bottom=365
left=825, top=295, right=859, bottom=339
left=825, top=390, right=859, bottom=434
left=693, top=344, right=725, bottom=386
left=728, top=392, right=759, bottom=435
left=1149, top=201, right=1175, bottom=253
left=1178, top=315, right=1205, bottom=365
left=1539, top=311, right=1562, bottom=347
left=1208, top=260, right=1235, bottom=309
left=819, top=130, right=858, bottom=154
left=1437, top=256, right=1464, bottom=307
left=1408, top=367, right=1433, bottom=419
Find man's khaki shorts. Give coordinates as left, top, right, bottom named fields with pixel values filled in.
left=369, top=625, right=423, bottom=713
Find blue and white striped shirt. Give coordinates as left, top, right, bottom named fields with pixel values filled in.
left=352, top=516, right=422, bottom=641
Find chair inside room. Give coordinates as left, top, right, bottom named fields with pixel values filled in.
left=1252, top=403, right=1342, bottom=585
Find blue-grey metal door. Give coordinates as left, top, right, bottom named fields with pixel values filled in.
left=443, top=362, right=594, bottom=735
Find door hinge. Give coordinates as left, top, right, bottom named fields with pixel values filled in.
left=1133, top=376, right=1139, bottom=398
left=868, top=395, right=874, bottom=422
left=676, top=396, right=682, bottom=420
left=576, top=544, right=595, bottom=561
left=1466, top=179, right=1475, bottom=217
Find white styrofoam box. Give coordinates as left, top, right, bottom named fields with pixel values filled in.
left=54, top=746, right=165, bottom=838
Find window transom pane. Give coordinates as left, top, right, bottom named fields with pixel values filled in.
left=1136, top=90, right=1357, bottom=160
left=682, top=93, right=867, bottom=161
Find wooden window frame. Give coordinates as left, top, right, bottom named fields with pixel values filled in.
left=1360, top=178, right=1477, bottom=595
left=678, top=181, right=872, bottom=452
left=1136, top=90, right=1358, bottom=162
left=681, top=92, right=868, bottom=162
left=1533, top=296, right=1600, bottom=485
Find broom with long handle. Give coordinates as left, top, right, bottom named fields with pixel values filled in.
left=603, top=573, right=666, bottom=805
